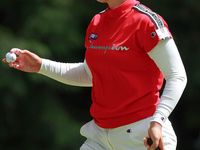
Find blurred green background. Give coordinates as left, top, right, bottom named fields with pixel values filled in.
left=0, top=0, right=199, bottom=149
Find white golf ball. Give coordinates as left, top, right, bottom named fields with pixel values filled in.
left=5, top=52, right=17, bottom=63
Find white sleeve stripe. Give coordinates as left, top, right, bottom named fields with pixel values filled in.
left=133, top=3, right=165, bottom=30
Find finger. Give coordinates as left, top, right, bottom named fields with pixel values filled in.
left=13, top=63, right=20, bottom=70
left=10, top=48, right=23, bottom=55
left=150, top=143, right=159, bottom=150
left=144, top=137, right=148, bottom=147
left=8, top=62, right=14, bottom=67
left=150, top=139, right=159, bottom=150
left=13, top=49, right=35, bottom=59
left=144, top=137, right=151, bottom=150
left=2, top=58, right=7, bottom=63
left=9, top=62, right=20, bottom=70
left=158, top=138, right=165, bottom=150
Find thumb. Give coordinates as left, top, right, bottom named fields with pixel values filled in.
left=148, top=138, right=160, bottom=150
left=150, top=144, right=158, bottom=150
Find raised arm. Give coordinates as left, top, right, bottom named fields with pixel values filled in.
left=2, top=48, right=93, bottom=87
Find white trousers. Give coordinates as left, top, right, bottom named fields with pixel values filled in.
left=80, top=117, right=177, bottom=150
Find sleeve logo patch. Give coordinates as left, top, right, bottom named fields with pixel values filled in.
left=150, top=32, right=156, bottom=38
left=161, top=117, right=165, bottom=121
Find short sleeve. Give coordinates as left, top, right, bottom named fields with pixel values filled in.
left=133, top=3, right=173, bottom=52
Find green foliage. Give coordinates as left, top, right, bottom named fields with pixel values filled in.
left=0, top=0, right=199, bottom=149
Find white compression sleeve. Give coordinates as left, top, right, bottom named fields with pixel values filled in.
left=148, top=39, right=187, bottom=125
left=38, top=59, right=93, bottom=87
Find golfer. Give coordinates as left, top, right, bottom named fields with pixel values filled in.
left=3, top=0, right=187, bottom=149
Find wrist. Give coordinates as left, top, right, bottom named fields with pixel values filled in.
left=150, top=111, right=166, bottom=126
left=150, top=121, right=162, bottom=131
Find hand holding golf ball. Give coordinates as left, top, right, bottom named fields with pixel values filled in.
left=2, top=48, right=42, bottom=72
left=5, top=52, right=17, bottom=63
